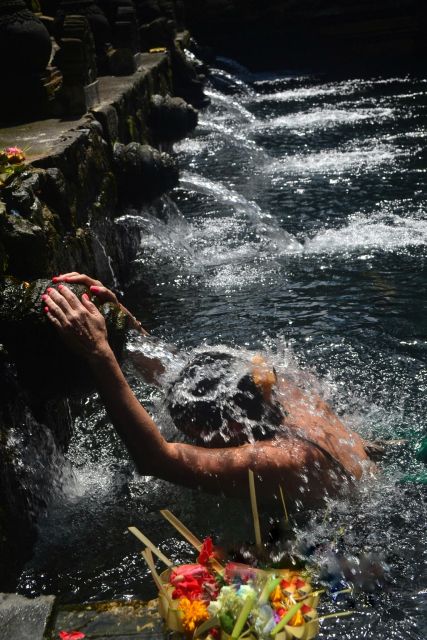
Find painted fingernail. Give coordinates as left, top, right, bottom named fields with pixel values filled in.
left=52, top=277, right=58, bottom=282
left=58, top=284, right=64, bottom=290
left=82, top=293, right=89, bottom=300
left=44, top=306, right=49, bottom=313
left=41, top=294, right=47, bottom=301
left=47, top=287, right=53, bottom=293
left=91, top=286, right=100, bottom=293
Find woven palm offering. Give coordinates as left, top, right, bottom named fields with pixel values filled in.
left=129, top=472, right=351, bottom=639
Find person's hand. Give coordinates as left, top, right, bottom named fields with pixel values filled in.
left=52, top=272, right=119, bottom=305
left=51, top=272, right=148, bottom=335
left=42, top=285, right=111, bottom=362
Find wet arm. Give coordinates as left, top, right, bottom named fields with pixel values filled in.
left=90, top=349, right=315, bottom=498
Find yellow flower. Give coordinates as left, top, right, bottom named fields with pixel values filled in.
left=178, top=597, right=209, bottom=633
left=269, top=585, right=283, bottom=603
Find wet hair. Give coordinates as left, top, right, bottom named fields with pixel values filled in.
left=166, top=350, right=283, bottom=443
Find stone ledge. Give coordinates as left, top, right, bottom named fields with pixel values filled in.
left=0, top=53, right=169, bottom=165
left=0, top=593, right=56, bottom=640
left=51, top=599, right=165, bottom=639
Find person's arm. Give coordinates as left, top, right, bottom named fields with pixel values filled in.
left=87, top=345, right=330, bottom=500
left=43, top=286, right=331, bottom=502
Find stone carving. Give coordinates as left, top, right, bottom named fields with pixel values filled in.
left=133, top=0, right=162, bottom=25
left=149, top=93, right=197, bottom=143
left=0, top=0, right=62, bottom=122
left=113, top=142, right=179, bottom=203
left=55, top=0, right=112, bottom=73
left=54, top=14, right=99, bottom=114
left=113, top=0, right=140, bottom=52
left=108, top=0, right=141, bottom=75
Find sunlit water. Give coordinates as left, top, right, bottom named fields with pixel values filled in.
left=18, top=64, right=427, bottom=638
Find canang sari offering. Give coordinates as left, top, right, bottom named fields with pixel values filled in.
left=129, top=472, right=352, bottom=639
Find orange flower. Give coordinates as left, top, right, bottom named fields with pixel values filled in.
left=289, top=609, right=304, bottom=627
left=178, top=597, right=209, bottom=632
left=251, top=355, right=277, bottom=401
left=270, top=585, right=283, bottom=603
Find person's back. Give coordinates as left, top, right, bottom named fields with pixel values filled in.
left=165, top=349, right=372, bottom=504
left=277, top=373, right=369, bottom=481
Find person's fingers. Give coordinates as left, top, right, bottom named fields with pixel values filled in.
left=89, top=285, right=117, bottom=302
left=45, top=308, right=62, bottom=329
left=47, top=286, right=79, bottom=312
left=52, top=272, right=79, bottom=282
left=42, top=293, right=69, bottom=325
left=53, top=273, right=102, bottom=288
left=81, top=292, right=101, bottom=315
left=56, top=284, right=84, bottom=310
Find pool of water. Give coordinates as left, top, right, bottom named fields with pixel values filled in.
left=18, top=63, right=427, bottom=639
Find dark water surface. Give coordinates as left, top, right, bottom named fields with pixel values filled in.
left=18, top=64, right=427, bottom=638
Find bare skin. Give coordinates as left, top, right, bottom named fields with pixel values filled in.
left=43, top=275, right=373, bottom=507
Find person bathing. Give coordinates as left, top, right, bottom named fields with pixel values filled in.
left=42, top=273, right=374, bottom=509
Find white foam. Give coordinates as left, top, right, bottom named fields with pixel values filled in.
left=204, top=88, right=257, bottom=121
left=267, top=144, right=397, bottom=175
left=304, top=210, right=427, bottom=255
left=254, top=107, right=393, bottom=131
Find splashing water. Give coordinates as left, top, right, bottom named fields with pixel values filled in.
left=18, top=63, right=427, bottom=639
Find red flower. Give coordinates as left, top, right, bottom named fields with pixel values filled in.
left=198, top=537, right=214, bottom=565
left=224, top=562, right=257, bottom=584
left=170, top=563, right=218, bottom=602
left=59, top=632, right=85, bottom=640
left=294, top=578, right=306, bottom=590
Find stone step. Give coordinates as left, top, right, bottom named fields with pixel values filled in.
left=51, top=599, right=165, bottom=640
left=0, top=593, right=55, bottom=640
left=0, top=594, right=166, bottom=640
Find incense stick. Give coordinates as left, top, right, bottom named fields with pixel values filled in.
left=279, top=485, right=289, bottom=524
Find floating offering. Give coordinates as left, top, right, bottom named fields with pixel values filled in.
left=129, top=472, right=351, bottom=639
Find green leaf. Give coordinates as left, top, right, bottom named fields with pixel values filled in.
left=219, top=612, right=235, bottom=634
left=194, top=616, right=220, bottom=639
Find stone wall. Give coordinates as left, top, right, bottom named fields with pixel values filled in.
left=0, top=40, right=202, bottom=589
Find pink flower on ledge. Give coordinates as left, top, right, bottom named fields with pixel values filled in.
left=4, top=146, right=26, bottom=164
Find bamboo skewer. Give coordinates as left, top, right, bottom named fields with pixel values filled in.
left=160, top=509, right=203, bottom=550
left=142, top=548, right=173, bottom=604
left=128, top=526, right=173, bottom=567
left=248, top=469, right=262, bottom=551
left=160, top=509, right=224, bottom=572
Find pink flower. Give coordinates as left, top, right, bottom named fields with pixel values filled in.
left=170, top=563, right=218, bottom=602
left=4, top=146, right=25, bottom=164
left=58, top=631, right=85, bottom=640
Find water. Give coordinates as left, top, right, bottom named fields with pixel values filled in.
left=18, top=65, right=427, bottom=638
